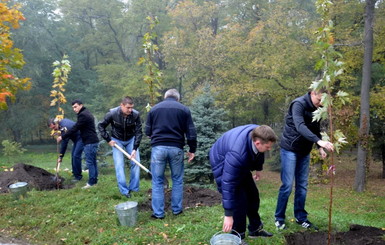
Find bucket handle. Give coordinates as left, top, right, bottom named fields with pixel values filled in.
left=211, top=229, right=241, bottom=241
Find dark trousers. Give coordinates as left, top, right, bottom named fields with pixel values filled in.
left=232, top=172, right=262, bottom=238
left=71, top=138, right=84, bottom=180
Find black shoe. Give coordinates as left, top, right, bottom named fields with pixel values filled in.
left=71, top=178, right=81, bottom=183
left=296, top=219, right=319, bottom=231
left=151, top=214, right=164, bottom=220
left=248, top=227, right=273, bottom=238
left=123, top=192, right=131, bottom=198
left=173, top=211, right=183, bottom=216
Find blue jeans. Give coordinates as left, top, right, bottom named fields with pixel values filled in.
left=151, top=146, right=184, bottom=218
left=84, top=143, right=98, bottom=185
left=71, top=138, right=84, bottom=180
left=275, top=148, right=310, bottom=222
left=111, top=137, right=140, bottom=195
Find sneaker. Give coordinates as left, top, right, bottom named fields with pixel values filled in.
left=150, top=214, right=164, bottom=220
left=81, top=183, right=95, bottom=189
left=248, top=227, right=273, bottom=238
left=275, top=220, right=286, bottom=230
left=173, top=211, right=183, bottom=216
left=296, top=219, right=319, bottom=231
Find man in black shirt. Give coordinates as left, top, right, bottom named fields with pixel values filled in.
left=58, top=99, right=99, bottom=189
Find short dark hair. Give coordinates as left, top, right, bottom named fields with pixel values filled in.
left=47, top=118, right=55, bottom=127
left=121, top=96, right=134, bottom=105
left=71, top=99, right=83, bottom=105
left=251, top=125, right=278, bottom=144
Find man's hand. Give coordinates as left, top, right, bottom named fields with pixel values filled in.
left=57, top=157, right=62, bottom=163
left=187, top=152, right=195, bottom=163
left=223, top=216, right=234, bottom=232
left=57, top=136, right=62, bottom=143
left=108, top=140, right=116, bottom=147
left=253, top=171, right=261, bottom=181
left=130, top=149, right=136, bottom=159
left=317, top=140, right=334, bottom=152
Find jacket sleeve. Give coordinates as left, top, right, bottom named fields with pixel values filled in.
left=292, top=102, right=321, bottom=143
left=62, top=114, right=84, bottom=140
left=185, top=109, right=197, bottom=153
left=133, top=113, right=143, bottom=150
left=98, top=112, right=113, bottom=142
left=59, top=137, right=70, bottom=158
left=145, top=112, right=152, bottom=137
left=221, top=151, right=243, bottom=216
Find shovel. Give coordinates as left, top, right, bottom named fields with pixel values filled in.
left=53, top=142, right=62, bottom=187
left=54, top=158, right=61, bottom=184
left=114, top=144, right=170, bottom=188
left=114, top=144, right=152, bottom=176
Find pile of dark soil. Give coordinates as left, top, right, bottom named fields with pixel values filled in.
left=0, top=163, right=222, bottom=209
left=138, top=185, right=222, bottom=211
left=0, top=163, right=66, bottom=193
left=285, top=224, right=385, bottom=245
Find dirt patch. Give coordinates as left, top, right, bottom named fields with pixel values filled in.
left=0, top=163, right=68, bottom=193
left=285, top=224, right=385, bottom=245
left=0, top=233, right=32, bottom=245
left=138, top=186, right=222, bottom=212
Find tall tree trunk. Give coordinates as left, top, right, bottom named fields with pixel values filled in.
left=354, top=0, right=376, bottom=192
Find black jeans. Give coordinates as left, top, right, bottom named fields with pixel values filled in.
left=232, top=172, right=262, bottom=238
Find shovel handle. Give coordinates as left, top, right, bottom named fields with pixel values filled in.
left=114, top=144, right=152, bottom=175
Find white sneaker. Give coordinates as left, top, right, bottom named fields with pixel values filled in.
left=81, top=183, right=94, bottom=189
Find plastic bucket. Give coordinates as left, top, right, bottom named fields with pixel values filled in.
left=115, top=201, right=138, bottom=227
left=210, top=230, right=241, bottom=245
left=8, top=182, right=29, bottom=200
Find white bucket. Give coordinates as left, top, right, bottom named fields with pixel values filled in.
left=8, top=182, right=29, bottom=200
left=210, top=230, right=241, bottom=245
left=115, top=201, right=138, bottom=227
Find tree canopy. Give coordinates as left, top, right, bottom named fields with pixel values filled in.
left=0, top=0, right=30, bottom=110
left=1, top=0, right=385, bottom=182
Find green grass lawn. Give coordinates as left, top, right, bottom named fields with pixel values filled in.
left=0, top=146, right=384, bottom=244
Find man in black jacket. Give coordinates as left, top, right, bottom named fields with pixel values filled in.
left=57, top=99, right=99, bottom=189
left=145, top=89, right=197, bottom=219
left=98, top=96, right=143, bottom=198
left=274, top=90, right=334, bottom=230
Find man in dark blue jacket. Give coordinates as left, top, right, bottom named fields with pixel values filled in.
left=209, top=125, right=278, bottom=244
left=145, top=89, right=197, bottom=219
left=98, top=96, right=143, bottom=198
left=58, top=100, right=99, bottom=189
left=274, top=90, right=334, bottom=231
left=48, top=118, right=84, bottom=182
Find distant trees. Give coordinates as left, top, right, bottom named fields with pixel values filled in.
left=0, top=0, right=385, bottom=184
